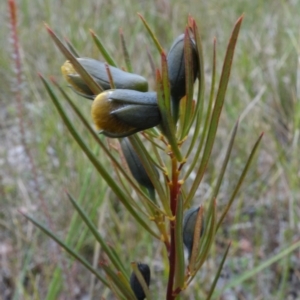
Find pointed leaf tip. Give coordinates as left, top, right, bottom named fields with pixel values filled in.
left=49, top=76, right=57, bottom=84
left=44, top=23, right=53, bottom=34
left=188, top=15, right=194, bottom=28
left=235, top=14, right=244, bottom=26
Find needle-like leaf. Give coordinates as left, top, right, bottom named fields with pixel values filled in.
left=90, top=29, right=118, bottom=67
left=216, top=132, right=264, bottom=231
left=119, top=28, right=133, bottom=72
left=40, top=74, right=159, bottom=239
left=22, top=213, right=109, bottom=287
left=186, top=15, right=244, bottom=204
left=45, top=24, right=103, bottom=94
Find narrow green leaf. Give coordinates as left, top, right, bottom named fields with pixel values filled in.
left=146, top=46, right=156, bottom=81
left=161, top=52, right=171, bottom=116
left=196, top=201, right=216, bottom=269
left=137, top=13, right=163, bottom=53
left=89, top=29, right=117, bottom=67
left=106, top=276, right=126, bottom=300
left=184, top=36, right=215, bottom=163
left=174, top=197, right=185, bottom=290
left=64, top=37, right=80, bottom=57
left=188, top=206, right=204, bottom=273
left=200, top=121, right=239, bottom=214
left=119, top=28, right=133, bottom=72
left=107, top=279, right=126, bottom=300
left=210, top=120, right=239, bottom=201
left=188, top=16, right=206, bottom=130
left=109, top=245, right=129, bottom=274
left=55, top=84, right=164, bottom=224
left=180, top=28, right=196, bottom=139
left=185, top=15, right=244, bottom=205
left=156, top=66, right=183, bottom=162
left=67, top=193, right=127, bottom=276
left=216, top=132, right=264, bottom=231
left=128, top=134, right=172, bottom=216
left=52, top=80, right=155, bottom=210
left=45, top=268, right=63, bottom=300
left=218, top=240, right=300, bottom=293
left=131, top=262, right=152, bottom=300
left=102, top=265, right=137, bottom=299
left=40, top=75, right=159, bottom=239
left=46, top=162, right=100, bottom=299
left=178, top=94, right=187, bottom=137
left=105, top=63, right=116, bottom=89
left=45, top=24, right=102, bottom=94
left=22, top=213, right=109, bottom=287
left=118, top=272, right=136, bottom=296
left=187, top=201, right=216, bottom=285
left=206, top=242, right=231, bottom=300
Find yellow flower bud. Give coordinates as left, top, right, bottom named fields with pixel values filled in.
left=91, top=89, right=161, bottom=138
left=61, top=58, right=149, bottom=99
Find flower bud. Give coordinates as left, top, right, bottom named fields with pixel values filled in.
left=183, top=206, right=204, bottom=257
left=167, top=34, right=199, bottom=103
left=61, top=58, right=148, bottom=99
left=120, top=137, right=158, bottom=191
left=91, top=89, right=161, bottom=138
left=130, top=263, right=151, bottom=300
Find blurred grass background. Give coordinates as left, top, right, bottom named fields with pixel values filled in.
left=0, top=0, right=300, bottom=299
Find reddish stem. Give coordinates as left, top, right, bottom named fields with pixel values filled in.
left=8, top=1, right=75, bottom=295
left=166, top=156, right=181, bottom=300
left=8, top=0, right=53, bottom=224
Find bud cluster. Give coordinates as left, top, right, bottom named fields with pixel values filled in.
left=59, top=30, right=202, bottom=299
left=61, top=31, right=199, bottom=138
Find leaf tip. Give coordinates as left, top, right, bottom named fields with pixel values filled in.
left=44, top=23, right=53, bottom=33
left=236, top=14, right=245, bottom=25
left=49, top=76, right=57, bottom=84
left=17, top=209, right=25, bottom=216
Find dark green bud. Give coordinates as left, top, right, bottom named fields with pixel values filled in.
left=91, top=90, right=161, bottom=138
left=167, top=34, right=199, bottom=103
left=120, top=137, right=158, bottom=191
left=130, top=263, right=151, bottom=300
left=183, top=206, right=204, bottom=257
left=61, top=58, right=148, bottom=99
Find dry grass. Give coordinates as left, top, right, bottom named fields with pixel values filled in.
left=0, top=0, right=300, bottom=299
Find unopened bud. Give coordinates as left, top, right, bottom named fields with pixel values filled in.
left=61, top=58, right=148, bottom=99
left=120, top=137, right=158, bottom=192
left=183, top=206, right=204, bottom=257
left=130, top=263, right=151, bottom=300
left=167, top=34, right=199, bottom=103
left=91, top=89, right=161, bottom=138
